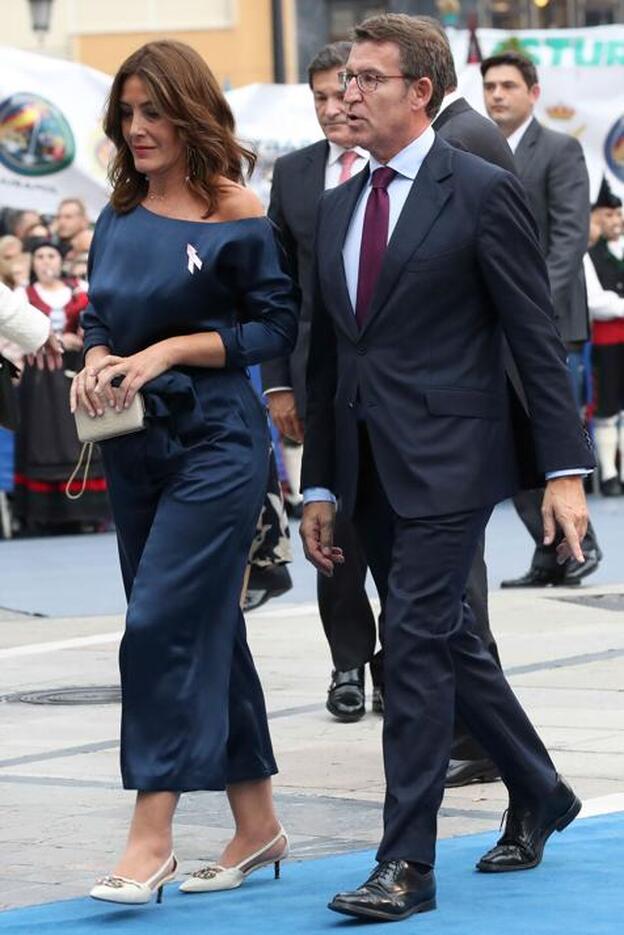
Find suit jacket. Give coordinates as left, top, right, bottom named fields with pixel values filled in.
left=301, top=136, right=594, bottom=519
left=513, top=118, right=590, bottom=344
left=433, top=97, right=528, bottom=410
left=433, top=97, right=516, bottom=174
left=261, top=140, right=329, bottom=414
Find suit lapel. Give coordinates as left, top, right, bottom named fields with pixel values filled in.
left=322, top=168, right=370, bottom=340
left=298, top=140, right=327, bottom=217
left=513, top=117, right=540, bottom=178
left=360, top=137, right=454, bottom=335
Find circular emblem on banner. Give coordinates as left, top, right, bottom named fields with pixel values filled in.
left=604, top=115, right=624, bottom=184
left=0, top=92, right=75, bottom=176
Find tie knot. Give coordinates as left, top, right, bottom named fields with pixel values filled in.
left=339, top=150, right=358, bottom=169
left=371, top=167, right=396, bottom=190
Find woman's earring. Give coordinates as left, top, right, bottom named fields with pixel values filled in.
left=186, top=145, right=199, bottom=181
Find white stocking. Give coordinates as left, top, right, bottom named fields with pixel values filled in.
left=619, top=412, right=624, bottom=482
left=593, top=415, right=619, bottom=482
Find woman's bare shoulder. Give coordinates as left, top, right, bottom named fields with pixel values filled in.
left=216, top=180, right=264, bottom=221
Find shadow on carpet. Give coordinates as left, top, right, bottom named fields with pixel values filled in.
left=0, top=813, right=621, bottom=934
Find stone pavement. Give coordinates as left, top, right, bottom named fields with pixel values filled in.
left=1, top=581, right=623, bottom=912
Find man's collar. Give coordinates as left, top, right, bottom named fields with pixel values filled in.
left=368, top=125, right=436, bottom=181
left=437, top=89, right=463, bottom=115
left=506, top=114, right=534, bottom=154
left=326, top=140, right=368, bottom=166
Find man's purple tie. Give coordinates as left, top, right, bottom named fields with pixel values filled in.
left=355, top=167, right=396, bottom=328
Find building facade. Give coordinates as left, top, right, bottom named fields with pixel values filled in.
left=4, top=0, right=299, bottom=86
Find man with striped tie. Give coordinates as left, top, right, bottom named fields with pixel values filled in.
left=261, top=42, right=378, bottom=723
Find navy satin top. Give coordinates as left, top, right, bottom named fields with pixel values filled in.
left=82, top=203, right=298, bottom=369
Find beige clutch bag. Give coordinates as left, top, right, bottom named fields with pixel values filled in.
left=73, top=392, right=145, bottom=444
left=67, top=394, right=146, bottom=501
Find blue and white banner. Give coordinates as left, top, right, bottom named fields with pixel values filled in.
left=0, top=47, right=111, bottom=218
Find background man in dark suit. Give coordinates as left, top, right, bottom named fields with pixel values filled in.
left=429, top=17, right=516, bottom=790
left=481, top=51, right=603, bottom=588
left=300, top=14, right=593, bottom=922
left=262, top=42, right=378, bottom=722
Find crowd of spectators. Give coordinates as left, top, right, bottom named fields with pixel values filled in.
left=0, top=198, right=109, bottom=536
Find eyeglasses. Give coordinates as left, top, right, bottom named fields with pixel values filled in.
left=338, top=70, right=414, bottom=94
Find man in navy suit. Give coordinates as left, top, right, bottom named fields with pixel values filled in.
left=300, top=14, right=594, bottom=922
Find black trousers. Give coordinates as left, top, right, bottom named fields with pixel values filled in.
left=512, top=487, right=600, bottom=572
left=319, top=477, right=501, bottom=763
left=353, top=428, right=557, bottom=865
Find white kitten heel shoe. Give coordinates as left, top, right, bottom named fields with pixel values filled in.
left=180, top=827, right=289, bottom=894
left=90, top=853, right=177, bottom=904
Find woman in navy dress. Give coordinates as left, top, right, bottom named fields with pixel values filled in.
left=70, top=41, right=298, bottom=905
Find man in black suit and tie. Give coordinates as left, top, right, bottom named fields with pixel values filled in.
left=262, top=42, right=378, bottom=723
left=300, top=14, right=593, bottom=922
left=481, top=51, right=603, bottom=589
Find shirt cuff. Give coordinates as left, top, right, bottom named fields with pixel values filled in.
left=302, top=487, right=336, bottom=505
left=545, top=469, right=592, bottom=479
left=264, top=386, right=293, bottom=395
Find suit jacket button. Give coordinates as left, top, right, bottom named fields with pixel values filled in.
left=348, top=400, right=354, bottom=409
left=357, top=345, right=367, bottom=355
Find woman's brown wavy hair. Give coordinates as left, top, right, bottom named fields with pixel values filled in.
left=104, top=40, right=256, bottom=216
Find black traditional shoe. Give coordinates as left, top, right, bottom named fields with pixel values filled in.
left=445, top=758, right=501, bottom=788
left=600, top=476, right=622, bottom=497
left=562, top=546, right=602, bottom=585
left=477, top=775, right=581, bottom=873
left=243, top=564, right=292, bottom=612
left=500, top=567, right=580, bottom=588
left=372, top=683, right=384, bottom=715
left=326, top=667, right=365, bottom=722
left=328, top=859, right=436, bottom=922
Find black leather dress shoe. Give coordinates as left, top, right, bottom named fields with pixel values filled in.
left=445, top=757, right=501, bottom=788
left=500, top=567, right=580, bottom=588
left=477, top=775, right=581, bottom=873
left=328, top=859, right=436, bottom=922
left=326, top=667, right=365, bottom=722
left=562, top=547, right=602, bottom=584
left=372, top=683, right=384, bottom=715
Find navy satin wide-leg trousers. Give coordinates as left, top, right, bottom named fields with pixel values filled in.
left=101, top=380, right=277, bottom=792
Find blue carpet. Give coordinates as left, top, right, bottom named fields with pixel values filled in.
left=1, top=813, right=622, bottom=934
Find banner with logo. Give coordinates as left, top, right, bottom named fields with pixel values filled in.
left=0, top=47, right=111, bottom=219
left=448, top=25, right=623, bottom=200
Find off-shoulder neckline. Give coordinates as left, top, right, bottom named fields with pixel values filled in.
left=136, top=204, right=268, bottom=226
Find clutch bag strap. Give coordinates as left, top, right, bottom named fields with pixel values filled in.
left=65, top=442, right=94, bottom=501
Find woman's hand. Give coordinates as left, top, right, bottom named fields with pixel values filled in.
left=70, top=346, right=113, bottom=417
left=91, top=342, right=174, bottom=411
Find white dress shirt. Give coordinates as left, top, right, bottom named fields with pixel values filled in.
left=506, top=115, right=534, bottom=154
left=325, top=141, right=368, bottom=190
left=342, top=127, right=435, bottom=310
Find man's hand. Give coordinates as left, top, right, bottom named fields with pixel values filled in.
left=267, top=390, right=304, bottom=443
left=300, top=501, right=344, bottom=577
left=542, top=475, right=589, bottom=564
